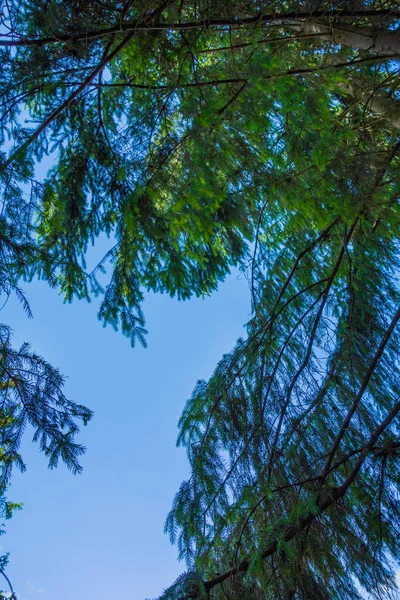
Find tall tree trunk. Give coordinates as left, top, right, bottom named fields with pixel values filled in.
left=288, top=21, right=400, bottom=55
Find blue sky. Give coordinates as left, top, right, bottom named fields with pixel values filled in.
left=1, top=265, right=250, bottom=600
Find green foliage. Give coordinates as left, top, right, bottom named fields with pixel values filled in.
left=4, top=0, right=393, bottom=345
left=165, top=129, right=400, bottom=597
left=0, top=323, right=93, bottom=482
left=1, top=1, right=400, bottom=599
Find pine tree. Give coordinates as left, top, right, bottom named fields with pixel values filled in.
left=1, top=1, right=400, bottom=598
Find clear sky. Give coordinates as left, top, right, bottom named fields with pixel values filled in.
left=1, top=262, right=250, bottom=600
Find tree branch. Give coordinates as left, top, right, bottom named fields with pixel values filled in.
left=322, top=304, right=400, bottom=478
left=2, top=3, right=168, bottom=169
left=183, top=397, right=400, bottom=599
left=2, top=31, right=135, bottom=169
left=0, top=10, right=397, bottom=47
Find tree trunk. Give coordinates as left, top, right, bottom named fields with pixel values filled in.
left=338, top=81, right=400, bottom=130
left=290, top=20, right=400, bottom=55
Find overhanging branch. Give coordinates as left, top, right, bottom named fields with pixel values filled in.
left=178, top=393, right=400, bottom=599
left=0, top=9, right=397, bottom=47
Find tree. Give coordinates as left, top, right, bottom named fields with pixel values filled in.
left=0, top=1, right=400, bottom=599
left=163, top=137, right=400, bottom=599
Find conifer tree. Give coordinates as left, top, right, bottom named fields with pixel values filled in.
left=1, top=1, right=400, bottom=599
left=163, top=110, right=400, bottom=600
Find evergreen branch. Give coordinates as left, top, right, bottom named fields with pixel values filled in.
left=278, top=351, right=339, bottom=451
left=215, top=81, right=248, bottom=118
left=231, top=438, right=400, bottom=568
left=82, top=54, right=395, bottom=92
left=250, top=195, right=271, bottom=314
left=264, top=222, right=357, bottom=488
left=2, top=3, right=168, bottom=169
left=200, top=284, right=333, bottom=522
left=2, top=31, right=135, bottom=169
left=336, top=399, right=400, bottom=492
left=260, top=276, right=334, bottom=334
left=277, top=143, right=400, bottom=456
left=0, top=10, right=397, bottom=47
left=270, top=216, right=341, bottom=314
left=186, top=397, right=400, bottom=599
left=250, top=170, right=333, bottom=312
left=223, top=272, right=337, bottom=402
left=322, top=304, right=400, bottom=478
left=196, top=32, right=324, bottom=54
left=229, top=290, right=331, bottom=563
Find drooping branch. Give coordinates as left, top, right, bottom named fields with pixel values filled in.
left=2, top=31, right=135, bottom=169
left=266, top=221, right=357, bottom=482
left=178, top=394, right=400, bottom=599
left=270, top=216, right=341, bottom=314
left=322, top=304, right=400, bottom=477
left=195, top=223, right=355, bottom=523
left=2, top=4, right=168, bottom=169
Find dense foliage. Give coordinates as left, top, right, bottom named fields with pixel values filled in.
left=1, top=1, right=400, bottom=599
